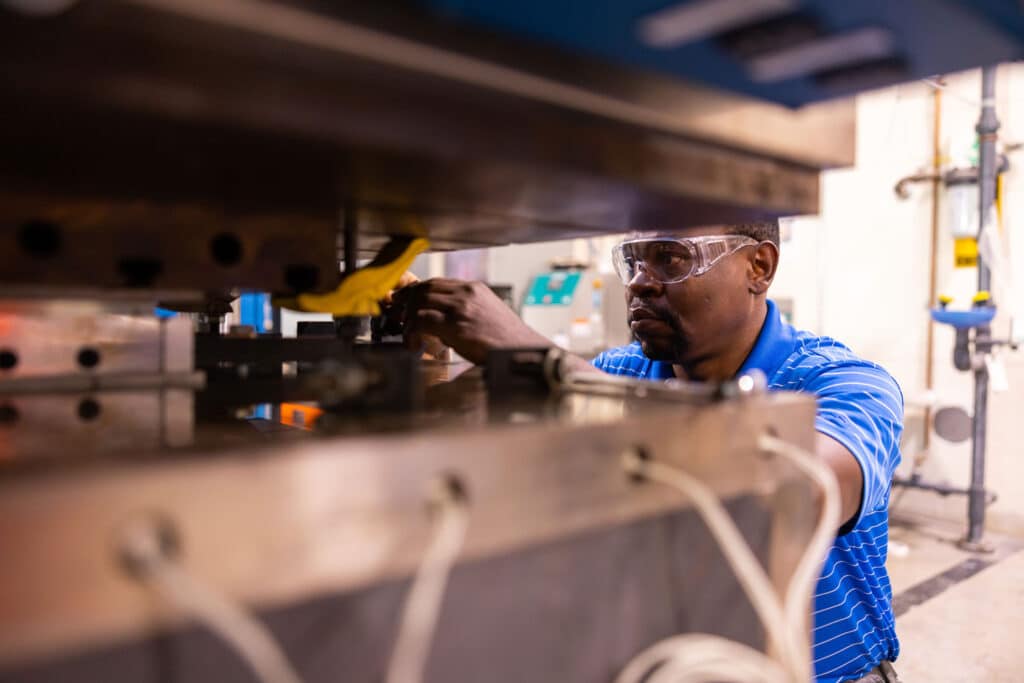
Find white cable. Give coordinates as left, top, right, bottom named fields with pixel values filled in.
left=618, top=434, right=841, bottom=683
left=620, top=452, right=799, bottom=679
left=386, top=479, right=470, bottom=683
left=616, top=634, right=788, bottom=683
left=120, top=522, right=303, bottom=683
left=758, top=433, right=841, bottom=680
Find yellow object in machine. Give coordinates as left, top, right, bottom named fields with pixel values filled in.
left=277, top=237, right=430, bottom=317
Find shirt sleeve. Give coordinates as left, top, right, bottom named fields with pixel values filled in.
left=800, top=361, right=904, bottom=532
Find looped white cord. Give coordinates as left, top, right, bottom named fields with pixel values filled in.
left=120, top=520, right=303, bottom=683
left=758, top=434, right=841, bottom=679
left=620, top=452, right=799, bottom=679
left=619, top=435, right=840, bottom=683
left=616, top=634, right=788, bottom=683
left=386, top=478, right=470, bottom=683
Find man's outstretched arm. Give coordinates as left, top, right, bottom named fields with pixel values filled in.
left=391, top=277, right=599, bottom=375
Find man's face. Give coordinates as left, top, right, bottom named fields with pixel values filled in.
left=623, top=227, right=756, bottom=370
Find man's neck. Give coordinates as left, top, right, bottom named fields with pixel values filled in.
left=671, top=299, right=768, bottom=382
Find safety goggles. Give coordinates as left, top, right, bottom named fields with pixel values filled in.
left=611, top=235, right=758, bottom=285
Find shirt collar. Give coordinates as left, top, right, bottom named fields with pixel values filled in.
left=647, top=299, right=796, bottom=381
left=736, top=299, right=797, bottom=380
left=649, top=358, right=676, bottom=380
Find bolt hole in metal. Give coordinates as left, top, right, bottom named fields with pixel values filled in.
left=77, top=347, right=101, bottom=369
left=115, top=513, right=181, bottom=577
left=0, top=403, right=19, bottom=426
left=117, top=258, right=164, bottom=288
left=210, top=233, right=244, bottom=267
left=17, top=219, right=62, bottom=259
left=114, top=513, right=302, bottom=683
left=387, top=472, right=471, bottom=683
left=0, top=349, right=17, bottom=370
left=622, top=445, right=652, bottom=483
left=428, top=472, right=470, bottom=508
left=77, top=397, right=102, bottom=421
left=284, top=264, right=320, bottom=293
left=760, top=425, right=781, bottom=459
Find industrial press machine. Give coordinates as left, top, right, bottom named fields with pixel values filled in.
left=3, top=1, right=1024, bottom=681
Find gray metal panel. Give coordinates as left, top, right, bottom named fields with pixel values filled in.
left=0, top=391, right=818, bottom=668
left=0, top=496, right=772, bottom=683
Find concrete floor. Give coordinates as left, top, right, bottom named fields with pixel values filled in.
left=886, top=509, right=1024, bottom=681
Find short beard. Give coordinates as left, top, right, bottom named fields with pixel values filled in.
left=630, top=304, right=689, bottom=362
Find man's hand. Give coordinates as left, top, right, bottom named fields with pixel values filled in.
left=391, top=278, right=553, bottom=364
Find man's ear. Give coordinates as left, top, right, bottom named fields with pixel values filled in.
left=748, top=242, right=779, bottom=295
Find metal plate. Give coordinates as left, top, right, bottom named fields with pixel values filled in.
left=0, top=300, right=196, bottom=386
left=0, top=390, right=818, bottom=667
left=0, top=0, right=853, bottom=293
left=2, top=495, right=775, bottom=683
left=0, top=194, right=341, bottom=293
left=0, top=389, right=195, bottom=465
left=0, top=302, right=197, bottom=463
left=0, top=300, right=167, bottom=378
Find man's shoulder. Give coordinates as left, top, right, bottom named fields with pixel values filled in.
left=591, top=342, right=651, bottom=377
left=775, top=331, right=901, bottom=395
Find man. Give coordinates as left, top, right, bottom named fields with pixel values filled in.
left=392, top=221, right=902, bottom=683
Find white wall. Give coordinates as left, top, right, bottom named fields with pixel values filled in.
left=485, top=235, right=622, bottom=310
left=469, top=69, right=1024, bottom=535
left=774, top=66, right=1024, bottom=535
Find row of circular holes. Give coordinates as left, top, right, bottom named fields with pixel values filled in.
left=17, top=222, right=323, bottom=291
left=0, top=398, right=102, bottom=426
left=0, top=347, right=101, bottom=372
left=18, top=222, right=245, bottom=267
left=0, top=344, right=103, bottom=423
left=0, top=347, right=104, bottom=424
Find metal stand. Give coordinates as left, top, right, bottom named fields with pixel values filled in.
left=335, top=204, right=369, bottom=344
left=959, top=66, right=999, bottom=553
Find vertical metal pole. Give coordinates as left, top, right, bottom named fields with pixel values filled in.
left=343, top=204, right=358, bottom=276
left=336, top=204, right=365, bottom=344
left=924, top=86, right=942, bottom=452
left=965, top=65, right=999, bottom=546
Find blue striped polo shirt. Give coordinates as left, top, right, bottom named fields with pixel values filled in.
left=592, top=299, right=903, bottom=682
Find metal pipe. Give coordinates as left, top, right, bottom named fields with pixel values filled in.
left=923, top=86, right=942, bottom=452
left=966, top=65, right=999, bottom=545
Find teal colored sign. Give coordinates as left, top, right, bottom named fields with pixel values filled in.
left=524, top=271, right=581, bottom=306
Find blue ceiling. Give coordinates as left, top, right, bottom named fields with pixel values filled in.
left=416, top=0, right=1024, bottom=106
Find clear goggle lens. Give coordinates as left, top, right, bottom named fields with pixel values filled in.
left=612, top=236, right=756, bottom=285
left=613, top=239, right=698, bottom=285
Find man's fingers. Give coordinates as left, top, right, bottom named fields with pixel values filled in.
left=396, top=271, right=420, bottom=289
left=397, top=292, right=465, bottom=326
left=408, top=308, right=448, bottom=332
left=391, top=278, right=467, bottom=305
